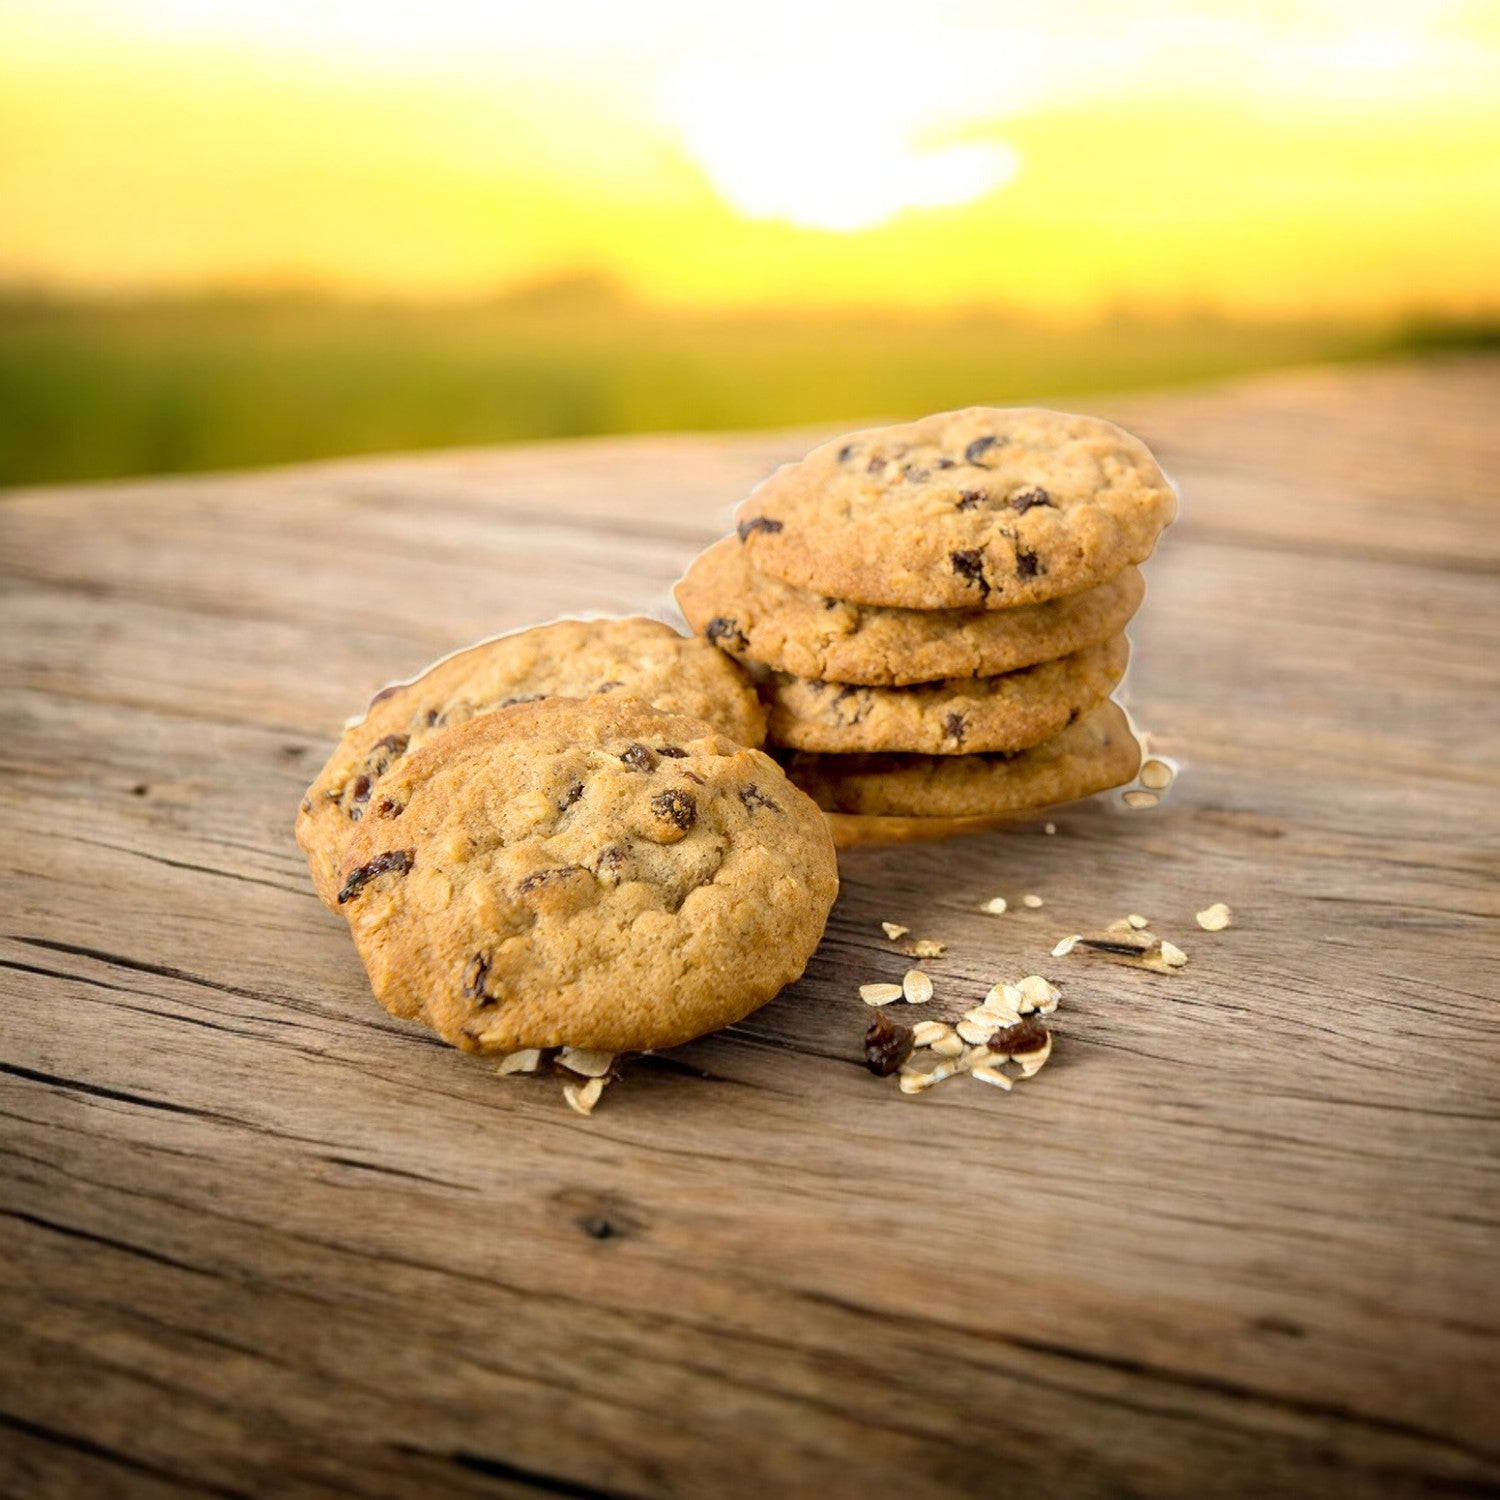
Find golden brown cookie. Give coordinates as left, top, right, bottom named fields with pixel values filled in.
left=783, top=700, right=1140, bottom=817
left=761, top=636, right=1129, bottom=755
left=334, top=696, right=838, bottom=1055
left=676, top=537, right=1144, bottom=685
left=735, top=407, right=1175, bottom=610
left=296, top=617, right=765, bottom=907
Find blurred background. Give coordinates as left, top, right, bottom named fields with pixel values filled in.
left=2, top=0, right=1496, bottom=486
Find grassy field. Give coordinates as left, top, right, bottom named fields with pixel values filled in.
left=0, top=283, right=1487, bottom=486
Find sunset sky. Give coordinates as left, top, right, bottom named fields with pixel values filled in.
left=2, top=0, right=1497, bottom=315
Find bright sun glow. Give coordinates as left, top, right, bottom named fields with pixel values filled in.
left=668, top=60, right=1020, bottom=232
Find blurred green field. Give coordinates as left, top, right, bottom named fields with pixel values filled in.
left=0, top=281, right=1489, bottom=486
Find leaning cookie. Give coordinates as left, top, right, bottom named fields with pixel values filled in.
left=735, top=407, right=1175, bottom=611
left=677, top=536, right=1144, bottom=686
left=334, top=696, right=838, bottom=1055
left=761, top=636, right=1128, bottom=755
left=296, top=616, right=765, bottom=907
left=783, top=701, right=1140, bottom=817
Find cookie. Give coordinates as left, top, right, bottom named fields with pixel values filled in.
left=734, top=407, right=1175, bottom=610
left=783, top=701, right=1141, bottom=817
left=676, top=536, right=1144, bottom=686
left=761, top=636, right=1129, bottom=755
left=296, top=617, right=765, bottom=907
left=334, top=696, right=838, bottom=1054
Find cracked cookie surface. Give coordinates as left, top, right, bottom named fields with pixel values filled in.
left=296, top=616, right=765, bottom=907
left=734, top=407, right=1175, bottom=610
left=761, top=636, right=1129, bottom=754
left=677, top=536, right=1144, bottom=685
left=335, top=696, right=838, bottom=1054
left=783, top=701, right=1140, bottom=816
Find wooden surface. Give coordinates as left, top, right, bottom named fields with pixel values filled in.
left=2, top=357, right=1498, bottom=1500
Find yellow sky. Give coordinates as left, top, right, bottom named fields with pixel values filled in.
left=2, top=1, right=1497, bottom=314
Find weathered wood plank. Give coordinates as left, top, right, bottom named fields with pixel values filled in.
left=2, top=357, right=1497, bottom=1498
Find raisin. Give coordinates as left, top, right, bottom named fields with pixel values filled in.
left=944, top=712, right=967, bottom=745
left=681, top=769, right=706, bottom=785
left=933, top=456, right=956, bottom=469
left=866, top=455, right=887, bottom=473
left=950, top=549, right=990, bottom=598
left=516, top=865, right=584, bottom=895
left=1016, top=548, right=1042, bottom=579
left=620, top=743, right=658, bottom=772
left=864, top=1012, right=915, bottom=1076
left=837, top=443, right=856, bottom=462
left=903, top=464, right=930, bottom=483
left=463, top=952, right=496, bottom=1005
left=650, top=790, right=697, bottom=830
left=593, top=845, right=627, bottom=880
left=374, top=797, right=404, bottom=819
left=595, top=680, right=623, bottom=693
left=346, top=774, right=372, bottom=819
left=1011, top=487, right=1053, bottom=512
left=657, top=745, right=688, bottom=758
left=369, top=733, right=409, bottom=759
left=705, top=617, right=749, bottom=651
left=823, top=597, right=840, bottom=610
left=964, top=434, right=1000, bottom=464
left=739, top=784, right=781, bottom=814
left=559, top=778, right=585, bottom=810
left=499, top=692, right=545, bottom=708
left=736, top=516, right=784, bottom=541
left=336, top=849, right=415, bottom=904
left=986, top=1017, right=1050, bottom=1055
left=956, top=489, right=986, bottom=511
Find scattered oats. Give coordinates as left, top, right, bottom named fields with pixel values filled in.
left=1022, top=894, right=1044, bottom=909
left=1052, top=934, right=1081, bottom=958
left=1013, top=1032, right=1054, bottom=1079
left=1044, top=822, right=1057, bottom=835
left=860, top=982, right=905, bottom=1006
left=957, top=1017, right=998, bottom=1045
left=897, top=1057, right=960, bottom=1095
left=562, top=1076, right=607, bottom=1116
left=1123, top=790, right=1160, bottom=810
left=1127, top=914, right=1150, bottom=929
left=903, top=969, right=934, bottom=1005
left=1196, top=902, right=1232, bottom=932
left=906, top=938, right=947, bottom=958
left=557, top=1047, right=614, bottom=1078
left=930, top=1032, right=967, bottom=1059
left=881, top=921, right=910, bottom=940
left=1140, top=759, right=1174, bottom=790
left=1017, top=975, right=1060, bottom=1011
left=495, top=1049, right=543, bottom=1077
left=911, top=1020, right=950, bottom=1048
left=984, top=982, right=1025, bottom=1011
left=970, top=1063, right=1015, bottom=1091
left=981, top=896, right=1008, bottom=915
left=1160, top=940, right=1189, bottom=968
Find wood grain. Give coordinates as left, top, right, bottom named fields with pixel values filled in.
left=2, top=356, right=1498, bottom=1499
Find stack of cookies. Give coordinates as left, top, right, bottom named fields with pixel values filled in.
left=676, top=408, right=1176, bottom=824
left=295, top=617, right=839, bottom=1078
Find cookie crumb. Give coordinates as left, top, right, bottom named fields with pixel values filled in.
left=860, top=982, right=905, bottom=1006
left=1044, top=822, right=1057, bottom=835
left=1022, top=894, right=1044, bottom=909
left=1196, top=902, right=1232, bottom=931
left=495, top=1049, right=544, bottom=1076
left=902, top=969, right=935, bottom=1005
left=1140, top=759, right=1174, bottom=790
left=1123, top=790, right=1160, bottom=809
left=1159, top=940, right=1189, bottom=968
left=905, top=938, right=947, bottom=958
left=981, top=896, right=1008, bottom=915
left=881, top=921, right=911, bottom=940
left=1127, top=913, right=1150, bottom=929
left=563, top=1076, right=607, bottom=1116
